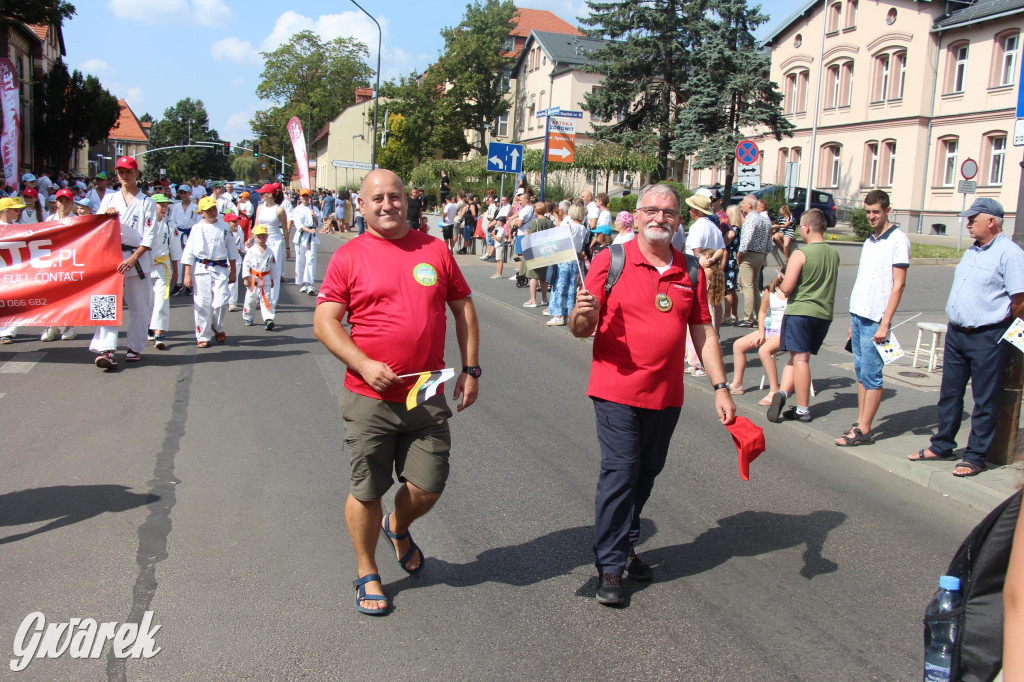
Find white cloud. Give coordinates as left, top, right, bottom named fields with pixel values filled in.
left=192, top=0, right=234, bottom=27
left=260, top=11, right=390, bottom=63
left=210, top=37, right=261, bottom=65
left=107, top=0, right=232, bottom=26
left=79, top=58, right=112, bottom=76
left=222, top=110, right=254, bottom=140
left=125, top=88, right=145, bottom=108
left=230, top=77, right=245, bottom=86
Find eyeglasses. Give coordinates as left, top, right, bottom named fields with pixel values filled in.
left=636, top=206, right=680, bottom=220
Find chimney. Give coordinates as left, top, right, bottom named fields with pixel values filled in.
left=355, top=87, right=374, bottom=103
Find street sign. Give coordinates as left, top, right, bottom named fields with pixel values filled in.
left=548, top=119, right=575, bottom=134
left=736, top=140, right=759, bottom=165
left=737, top=164, right=760, bottom=177
left=486, top=142, right=524, bottom=173
left=958, top=180, right=977, bottom=194
left=734, top=177, right=761, bottom=193
left=1018, top=54, right=1024, bottom=117
left=546, top=133, right=575, bottom=162
left=1015, top=119, right=1024, bottom=147
left=536, top=106, right=560, bottom=118
left=331, top=160, right=373, bottom=170
left=960, top=158, right=978, bottom=180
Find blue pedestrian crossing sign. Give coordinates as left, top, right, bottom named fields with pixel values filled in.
left=486, top=142, right=524, bottom=174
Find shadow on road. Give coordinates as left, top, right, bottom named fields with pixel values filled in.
left=390, top=509, right=846, bottom=599
left=0, top=484, right=159, bottom=545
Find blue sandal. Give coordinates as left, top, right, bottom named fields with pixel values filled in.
left=381, top=513, right=425, bottom=575
left=353, top=574, right=388, bottom=616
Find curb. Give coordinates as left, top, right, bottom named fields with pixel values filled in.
left=685, top=377, right=1018, bottom=513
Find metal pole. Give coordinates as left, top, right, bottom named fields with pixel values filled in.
left=500, top=175, right=505, bottom=201
left=957, top=191, right=967, bottom=251
left=541, top=114, right=551, bottom=201
left=349, top=0, right=381, bottom=169
left=804, top=0, right=830, bottom=212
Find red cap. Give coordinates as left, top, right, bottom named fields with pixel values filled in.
left=21, top=187, right=38, bottom=198
left=257, top=183, right=276, bottom=194
left=55, top=188, right=74, bottom=200
left=725, top=416, right=766, bottom=481
left=223, top=213, right=239, bottom=222
left=114, top=156, right=138, bottom=170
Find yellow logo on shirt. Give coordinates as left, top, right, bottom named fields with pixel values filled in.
left=413, top=263, right=438, bottom=287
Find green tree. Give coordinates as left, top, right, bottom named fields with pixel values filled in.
left=434, top=0, right=517, bottom=156
left=252, top=30, right=372, bottom=166
left=380, top=72, right=470, bottom=161
left=146, top=98, right=231, bottom=181
left=230, top=153, right=259, bottom=184
left=34, top=59, right=119, bottom=170
left=580, top=0, right=707, bottom=181
left=376, top=113, right=414, bottom=179
left=671, top=0, right=793, bottom=198
left=139, top=112, right=153, bottom=123
left=0, top=0, right=76, bottom=25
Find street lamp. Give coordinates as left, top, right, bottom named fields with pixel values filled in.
left=348, top=0, right=381, bottom=169
left=351, top=133, right=364, bottom=189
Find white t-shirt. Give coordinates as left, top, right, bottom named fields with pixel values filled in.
left=497, top=204, right=512, bottom=219
left=516, top=204, right=535, bottom=234
left=442, top=202, right=457, bottom=226
left=191, top=185, right=207, bottom=201
left=586, top=201, right=599, bottom=227
left=849, top=225, right=911, bottom=322
left=596, top=208, right=612, bottom=228
left=612, top=230, right=635, bottom=245
left=685, top=216, right=726, bottom=253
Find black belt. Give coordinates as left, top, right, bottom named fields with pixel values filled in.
left=950, top=319, right=1010, bottom=334
left=197, top=258, right=228, bottom=268
left=120, top=244, right=146, bottom=279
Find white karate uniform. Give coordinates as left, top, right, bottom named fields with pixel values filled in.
left=291, top=203, right=320, bottom=286
left=149, top=215, right=182, bottom=331
left=90, top=191, right=157, bottom=354
left=169, top=200, right=198, bottom=281
left=254, top=203, right=287, bottom=308
left=85, top=187, right=110, bottom=210
left=242, top=245, right=279, bottom=323
left=217, top=194, right=237, bottom=216
left=228, top=229, right=247, bottom=304
left=180, top=220, right=238, bottom=342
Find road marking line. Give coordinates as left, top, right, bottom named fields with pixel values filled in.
left=0, top=352, right=45, bottom=373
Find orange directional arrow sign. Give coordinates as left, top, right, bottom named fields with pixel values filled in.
left=546, top=131, right=575, bottom=163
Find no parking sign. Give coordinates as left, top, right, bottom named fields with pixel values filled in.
left=736, top=140, right=759, bottom=165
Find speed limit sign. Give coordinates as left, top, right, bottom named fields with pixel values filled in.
left=961, top=158, right=978, bottom=180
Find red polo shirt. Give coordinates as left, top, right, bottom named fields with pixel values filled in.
left=583, top=239, right=710, bottom=409
left=317, top=229, right=472, bottom=403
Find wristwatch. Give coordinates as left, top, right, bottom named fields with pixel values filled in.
left=712, top=382, right=729, bottom=392
left=463, top=365, right=482, bottom=379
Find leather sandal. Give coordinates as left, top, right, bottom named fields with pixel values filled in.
left=835, top=427, right=874, bottom=447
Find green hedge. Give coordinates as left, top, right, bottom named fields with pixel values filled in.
left=850, top=208, right=871, bottom=239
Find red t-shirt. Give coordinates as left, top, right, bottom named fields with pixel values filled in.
left=317, top=229, right=472, bottom=403
left=583, top=238, right=711, bottom=410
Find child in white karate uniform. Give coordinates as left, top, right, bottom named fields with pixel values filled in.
left=224, top=213, right=247, bottom=311
left=147, top=193, right=182, bottom=349
left=242, top=225, right=280, bottom=330
left=181, top=197, right=238, bottom=347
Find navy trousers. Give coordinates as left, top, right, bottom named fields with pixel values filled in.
left=930, top=324, right=1009, bottom=467
left=592, top=398, right=680, bottom=575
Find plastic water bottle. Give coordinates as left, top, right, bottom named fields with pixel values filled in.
left=923, top=575, right=963, bottom=682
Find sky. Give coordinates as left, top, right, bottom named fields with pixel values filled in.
left=64, top=0, right=808, bottom=145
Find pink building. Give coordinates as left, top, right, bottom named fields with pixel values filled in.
left=744, top=0, right=1023, bottom=236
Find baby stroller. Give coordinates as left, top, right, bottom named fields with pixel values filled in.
left=512, top=256, right=528, bottom=288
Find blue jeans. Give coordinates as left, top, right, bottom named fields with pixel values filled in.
left=592, top=398, right=680, bottom=575
left=549, top=260, right=578, bottom=318
left=930, top=324, right=1009, bottom=467
left=356, top=216, right=365, bottom=234
left=850, top=314, right=884, bottom=390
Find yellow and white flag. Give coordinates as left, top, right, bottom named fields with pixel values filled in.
left=404, top=368, right=455, bottom=409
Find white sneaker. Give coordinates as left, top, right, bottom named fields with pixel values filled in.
left=228, top=303, right=239, bottom=312
left=508, top=275, right=517, bottom=280
left=60, top=328, right=76, bottom=340
left=546, top=316, right=566, bottom=326
left=40, top=327, right=58, bottom=342
left=489, top=273, right=502, bottom=279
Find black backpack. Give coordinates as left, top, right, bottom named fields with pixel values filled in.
left=604, top=243, right=701, bottom=297
left=927, top=489, right=1021, bottom=681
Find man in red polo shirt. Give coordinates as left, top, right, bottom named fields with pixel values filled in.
left=314, top=169, right=479, bottom=616
left=570, top=183, right=735, bottom=606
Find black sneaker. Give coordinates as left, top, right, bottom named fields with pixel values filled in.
left=596, top=573, right=624, bottom=606
left=265, top=320, right=275, bottom=331
left=626, top=554, right=653, bottom=582
left=782, top=406, right=812, bottom=422
left=767, top=392, right=786, bottom=423
left=736, top=320, right=754, bottom=328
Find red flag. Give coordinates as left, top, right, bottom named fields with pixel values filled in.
left=287, top=117, right=311, bottom=190
left=0, top=214, right=124, bottom=326
left=726, top=416, right=766, bottom=481
left=0, top=58, right=20, bottom=189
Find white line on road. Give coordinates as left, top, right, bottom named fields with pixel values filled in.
left=0, top=352, right=45, bottom=373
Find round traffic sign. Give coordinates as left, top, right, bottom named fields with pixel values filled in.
left=736, top=140, right=760, bottom=165
left=960, top=158, right=978, bottom=180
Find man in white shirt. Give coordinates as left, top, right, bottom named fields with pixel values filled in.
left=582, top=189, right=599, bottom=231
left=86, top=172, right=111, bottom=209
left=291, top=188, right=320, bottom=294
left=190, top=177, right=207, bottom=202
left=170, top=185, right=198, bottom=294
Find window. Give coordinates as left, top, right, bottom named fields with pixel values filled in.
left=864, top=142, right=879, bottom=186
left=840, top=61, right=854, bottom=106
left=590, top=86, right=607, bottom=122
left=498, top=67, right=511, bottom=93
left=502, top=36, right=515, bottom=52
left=844, top=0, right=857, bottom=28
left=939, top=138, right=958, bottom=186
left=883, top=140, right=896, bottom=186
left=999, top=33, right=1019, bottom=86
left=948, top=43, right=969, bottom=93
left=777, top=148, right=789, bottom=181
left=785, top=69, right=809, bottom=113
left=821, top=144, right=842, bottom=187
left=785, top=73, right=797, bottom=113
left=893, top=51, right=907, bottom=99
left=876, top=55, right=890, bottom=101
left=826, top=65, right=840, bottom=109
left=827, top=2, right=842, bottom=32
left=988, top=134, right=1006, bottom=185
left=495, top=113, right=509, bottom=137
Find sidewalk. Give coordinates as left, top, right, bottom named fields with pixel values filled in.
left=690, top=326, right=1023, bottom=513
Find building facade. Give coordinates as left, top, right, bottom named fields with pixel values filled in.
left=311, top=89, right=379, bottom=191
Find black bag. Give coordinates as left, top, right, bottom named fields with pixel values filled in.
left=928, top=489, right=1021, bottom=681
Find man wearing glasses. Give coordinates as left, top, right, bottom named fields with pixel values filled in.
left=908, top=198, right=1024, bottom=477
left=570, top=183, right=736, bottom=606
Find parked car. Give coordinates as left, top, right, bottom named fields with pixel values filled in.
left=729, top=185, right=836, bottom=228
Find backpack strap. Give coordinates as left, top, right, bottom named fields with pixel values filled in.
left=683, top=253, right=701, bottom=292
left=605, top=245, right=703, bottom=298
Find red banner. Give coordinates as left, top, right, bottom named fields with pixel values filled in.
left=0, top=58, right=19, bottom=189
left=0, top=214, right=124, bottom=326
left=287, top=116, right=311, bottom=190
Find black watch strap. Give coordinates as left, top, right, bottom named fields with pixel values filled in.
left=463, top=365, right=482, bottom=378
left=713, top=382, right=729, bottom=391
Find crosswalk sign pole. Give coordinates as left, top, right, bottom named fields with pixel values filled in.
left=541, top=114, right=551, bottom=202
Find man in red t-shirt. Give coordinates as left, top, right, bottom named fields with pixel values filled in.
left=570, top=183, right=735, bottom=607
left=314, top=169, right=479, bottom=616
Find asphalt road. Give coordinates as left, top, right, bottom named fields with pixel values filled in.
left=0, top=232, right=985, bottom=681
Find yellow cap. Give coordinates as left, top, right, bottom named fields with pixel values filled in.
left=0, top=197, right=26, bottom=211
left=251, top=224, right=268, bottom=235
left=197, top=196, right=217, bottom=212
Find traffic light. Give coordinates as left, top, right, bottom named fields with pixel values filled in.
left=223, top=141, right=231, bottom=156
left=253, top=143, right=260, bottom=158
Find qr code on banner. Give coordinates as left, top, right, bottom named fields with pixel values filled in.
left=90, top=294, right=118, bottom=321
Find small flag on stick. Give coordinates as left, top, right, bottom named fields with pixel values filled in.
left=404, top=368, right=456, bottom=409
